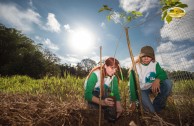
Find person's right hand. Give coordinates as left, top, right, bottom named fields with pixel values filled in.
left=104, top=97, right=114, bottom=107
left=129, top=102, right=136, bottom=112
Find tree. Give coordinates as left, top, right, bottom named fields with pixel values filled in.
left=0, top=24, right=61, bottom=78
left=77, top=58, right=97, bottom=73
left=167, top=70, right=193, bottom=81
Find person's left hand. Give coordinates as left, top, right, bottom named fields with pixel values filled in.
left=152, top=79, right=160, bottom=94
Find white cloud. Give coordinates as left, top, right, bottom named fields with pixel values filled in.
left=35, top=35, right=41, bottom=41
left=46, top=13, right=61, bottom=33
left=35, top=36, right=59, bottom=51
left=0, top=2, right=62, bottom=33
left=64, top=24, right=73, bottom=33
left=119, top=0, right=159, bottom=13
left=0, top=3, right=42, bottom=32
left=157, top=42, right=194, bottom=72
left=100, top=22, right=105, bottom=29
left=156, top=41, right=177, bottom=52
left=181, top=0, right=194, bottom=11
left=159, top=53, right=194, bottom=72
left=43, top=38, right=59, bottom=51
left=159, top=7, right=194, bottom=72
left=59, top=54, right=80, bottom=66
left=120, top=56, right=139, bottom=68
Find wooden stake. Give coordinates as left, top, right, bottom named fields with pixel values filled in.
left=99, top=46, right=102, bottom=126
left=124, top=27, right=144, bottom=117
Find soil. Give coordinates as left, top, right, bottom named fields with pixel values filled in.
left=0, top=93, right=193, bottom=126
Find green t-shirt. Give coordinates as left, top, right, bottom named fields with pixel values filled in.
left=84, top=69, right=121, bottom=102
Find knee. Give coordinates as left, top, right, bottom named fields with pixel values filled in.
left=162, top=79, right=173, bottom=95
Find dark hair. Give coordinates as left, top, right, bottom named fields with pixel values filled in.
left=105, top=57, right=119, bottom=69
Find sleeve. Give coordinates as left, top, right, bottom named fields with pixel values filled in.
left=129, top=70, right=138, bottom=101
left=84, top=72, right=98, bottom=101
left=156, top=62, right=167, bottom=81
left=112, top=76, right=121, bottom=101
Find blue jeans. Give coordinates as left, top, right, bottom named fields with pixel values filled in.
left=141, top=79, right=172, bottom=113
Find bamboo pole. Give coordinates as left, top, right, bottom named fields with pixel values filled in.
left=124, top=27, right=144, bottom=117
left=99, top=46, right=102, bottom=126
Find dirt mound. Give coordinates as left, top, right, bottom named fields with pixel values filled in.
left=0, top=93, right=192, bottom=126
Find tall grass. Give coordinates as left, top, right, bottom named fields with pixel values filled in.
left=173, top=79, right=194, bottom=95
left=0, top=75, right=85, bottom=101
left=0, top=75, right=193, bottom=103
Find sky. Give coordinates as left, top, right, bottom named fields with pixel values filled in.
left=0, top=0, right=194, bottom=72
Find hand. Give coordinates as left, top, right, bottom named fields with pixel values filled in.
left=104, top=97, right=114, bottom=107
left=129, top=102, right=136, bottom=112
left=152, top=79, right=160, bottom=94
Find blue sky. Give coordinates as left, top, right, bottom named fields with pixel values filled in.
left=0, top=0, right=194, bottom=72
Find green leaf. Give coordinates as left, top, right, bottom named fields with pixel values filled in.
left=162, top=5, right=170, bottom=11
left=166, top=15, right=172, bottom=24
left=176, top=4, right=188, bottom=8
left=107, top=15, right=111, bottom=21
left=98, top=5, right=112, bottom=13
left=131, top=11, right=136, bottom=15
left=134, top=11, right=143, bottom=16
left=172, top=0, right=179, bottom=2
left=166, top=0, right=172, bottom=6
left=173, top=1, right=182, bottom=6
left=162, top=10, right=167, bottom=20
left=127, top=16, right=132, bottom=22
left=98, top=8, right=105, bottom=13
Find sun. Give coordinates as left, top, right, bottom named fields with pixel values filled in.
left=68, top=28, right=95, bottom=53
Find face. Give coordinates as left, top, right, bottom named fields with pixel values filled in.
left=141, top=56, right=152, bottom=65
left=105, top=65, right=117, bottom=76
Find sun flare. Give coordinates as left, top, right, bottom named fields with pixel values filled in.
left=69, top=28, right=95, bottom=53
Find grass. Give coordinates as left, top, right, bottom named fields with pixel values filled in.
left=0, top=75, right=85, bottom=101
left=0, top=75, right=193, bottom=125
left=1, top=75, right=193, bottom=101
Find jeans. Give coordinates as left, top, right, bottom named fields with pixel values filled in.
left=141, top=79, right=172, bottom=113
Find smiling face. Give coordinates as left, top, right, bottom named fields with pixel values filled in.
left=104, top=57, right=119, bottom=76
left=141, top=56, right=152, bottom=65
left=105, top=65, right=117, bottom=76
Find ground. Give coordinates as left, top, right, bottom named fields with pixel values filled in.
left=0, top=93, right=193, bottom=126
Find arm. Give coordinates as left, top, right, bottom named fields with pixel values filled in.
left=112, top=76, right=121, bottom=101
left=112, top=76, right=123, bottom=117
left=84, top=72, right=97, bottom=101
left=156, top=62, right=167, bottom=81
left=129, top=70, right=138, bottom=111
left=84, top=72, right=111, bottom=106
left=129, top=70, right=138, bottom=101
left=152, top=62, right=168, bottom=93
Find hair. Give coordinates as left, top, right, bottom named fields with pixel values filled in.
left=86, top=57, right=120, bottom=95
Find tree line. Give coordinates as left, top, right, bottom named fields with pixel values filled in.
left=0, top=23, right=193, bottom=81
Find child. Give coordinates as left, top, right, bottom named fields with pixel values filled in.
left=84, top=57, right=123, bottom=121
left=129, top=46, right=172, bottom=113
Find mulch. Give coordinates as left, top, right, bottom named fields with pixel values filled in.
left=0, top=93, right=193, bottom=126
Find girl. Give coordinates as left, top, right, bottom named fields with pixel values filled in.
left=84, top=57, right=123, bottom=120
left=129, top=46, right=172, bottom=113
